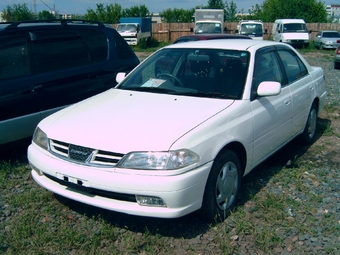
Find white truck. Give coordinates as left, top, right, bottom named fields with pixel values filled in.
left=117, top=17, right=152, bottom=45
left=236, top=20, right=267, bottom=40
left=194, top=9, right=224, bottom=34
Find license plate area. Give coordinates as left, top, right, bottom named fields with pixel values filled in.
left=56, top=173, right=89, bottom=187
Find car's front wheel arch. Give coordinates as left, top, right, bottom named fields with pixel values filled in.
left=198, top=144, right=245, bottom=222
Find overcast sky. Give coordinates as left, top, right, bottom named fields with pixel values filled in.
left=0, top=0, right=335, bottom=15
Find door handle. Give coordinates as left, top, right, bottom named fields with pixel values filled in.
left=20, top=84, right=43, bottom=94
left=284, top=98, right=291, bottom=106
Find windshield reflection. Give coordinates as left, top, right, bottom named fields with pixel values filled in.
left=118, top=48, right=250, bottom=99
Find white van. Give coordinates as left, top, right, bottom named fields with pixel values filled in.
left=272, top=19, right=310, bottom=47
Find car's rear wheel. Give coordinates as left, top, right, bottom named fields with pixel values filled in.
left=198, top=150, right=241, bottom=221
left=299, top=103, right=318, bottom=145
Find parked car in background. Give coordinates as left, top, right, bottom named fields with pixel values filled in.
left=28, top=40, right=327, bottom=221
left=173, top=33, right=252, bottom=44
left=313, top=30, right=340, bottom=50
left=335, top=46, right=340, bottom=69
left=272, top=19, right=310, bottom=48
left=0, top=20, right=139, bottom=148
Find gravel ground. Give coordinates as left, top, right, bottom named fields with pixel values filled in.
left=1, top=51, right=339, bottom=254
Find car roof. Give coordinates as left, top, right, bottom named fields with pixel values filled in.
left=173, top=33, right=252, bottom=43
left=167, top=39, right=285, bottom=51
left=0, top=20, right=108, bottom=31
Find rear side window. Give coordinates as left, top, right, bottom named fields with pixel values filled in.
left=277, top=50, right=308, bottom=83
left=78, top=29, right=108, bottom=62
left=30, top=29, right=90, bottom=73
left=113, top=30, right=136, bottom=59
left=0, top=33, right=31, bottom=80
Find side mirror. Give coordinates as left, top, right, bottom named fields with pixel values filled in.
left=264, top=29, right=268, bottom=34
left=190, top=27, right=194, bottom=32
left=257, top=81, right=281, bottom=97
left=116, top=72, right=126, bottom=84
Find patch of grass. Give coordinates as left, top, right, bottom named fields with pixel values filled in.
left=131, top=38, right=170, bottom=52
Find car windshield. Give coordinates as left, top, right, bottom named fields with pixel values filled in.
left=240, top=24, right=263, bottom=36
left=118, top=48, right=250, bottom=99
left=283, top=23, right=308, bottom=33
left=117, top=24, right=137, bottom=32
left=323, top=32, right=340, bottom=38
left=195, top=23, right=222, bottom=34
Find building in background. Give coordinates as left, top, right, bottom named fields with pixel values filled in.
left=326, top=4, right=340, bottom=23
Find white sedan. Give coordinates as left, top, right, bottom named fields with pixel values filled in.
left=28, top=40, right=327, bottom=221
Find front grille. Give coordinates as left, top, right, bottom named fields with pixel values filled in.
left=49, top=139, right=124, bottom=167
left=69, top=144, right=93, bottom=162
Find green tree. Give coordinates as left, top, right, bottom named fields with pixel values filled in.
left=160, top=8, right=195, bottom=23
left=122, top=4, right=151, bottom=17
left=207, top=0, right=225, bottom=9
left=84, top=3, right=122, bottom=23
left=38, top=10, right=55, bottom=20
left=254, top=0, right=327, bottom=22
left=224, top=1, right=239, bottom=21
left=2, top=3, right=35, bottom=22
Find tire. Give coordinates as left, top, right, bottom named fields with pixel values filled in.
left=198, top=150, right=241, bottom=221
left=299, top=103, right=318, bottom=145
left=334, top=62, right=340, bottom=70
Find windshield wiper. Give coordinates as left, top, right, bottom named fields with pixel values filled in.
left=177, top=91, right=238, bottom=99
left=121, top=86, right=177, bottom=93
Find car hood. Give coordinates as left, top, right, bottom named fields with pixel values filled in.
left=41, top=89, right=234, bottom=153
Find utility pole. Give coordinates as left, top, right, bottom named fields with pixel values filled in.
left=33, top=0, right=37, bottom=14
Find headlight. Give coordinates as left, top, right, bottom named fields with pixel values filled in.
left=116, top=149, right=199, bottom=170
left=33, top=127, right=48, bottom=150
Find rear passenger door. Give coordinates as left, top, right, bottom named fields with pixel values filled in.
left=277, top=48, right=314, bottom=136
left=250, top=47, right=293, bottom=164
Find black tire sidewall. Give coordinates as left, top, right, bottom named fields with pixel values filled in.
left=199, top=150, right=241, bottom=221
left=299, top=103, right=318, bottom=145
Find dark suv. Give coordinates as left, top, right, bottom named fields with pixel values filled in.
left=0, top=20, right=139, bottom=147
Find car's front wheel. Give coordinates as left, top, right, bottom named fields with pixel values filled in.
left=198, top=150, right=241, bottom=221
left=299, top=103, right=318, bottom=145
left=334, top=62, right=340, bottom=70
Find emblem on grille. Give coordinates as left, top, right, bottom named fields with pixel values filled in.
left=68, top=144, right=93, bottom=162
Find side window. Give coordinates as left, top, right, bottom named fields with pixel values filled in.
left=30, top=29, right=90, bottom=73
left=0, top=33, right=30, bottom=80
left=113, top=30, right=136, bottom=59
left=253, top=51, right=283, bottom=89
left=79, top=29, right=108, bottom=62
left=277, top=50, right=308, bottom=83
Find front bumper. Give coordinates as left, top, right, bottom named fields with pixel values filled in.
left=286, top=40, right=309, bottom=47
left=28, top=144, right=212, bottom=218
left=322, top=43, right=339, bottom=49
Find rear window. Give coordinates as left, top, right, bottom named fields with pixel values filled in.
left=113, top=29, right=137, bottom=59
